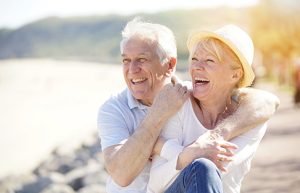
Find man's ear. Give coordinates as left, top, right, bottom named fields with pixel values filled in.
left=165, top=57, right=177, bottom=77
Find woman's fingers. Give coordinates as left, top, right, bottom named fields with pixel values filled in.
left=218, top=146, right=234, bottom=157
left=216, top=154, right=233, bottom=163
left=214, top=154, right=233, bottom=172
left=220, top=140, right=238, bottom=150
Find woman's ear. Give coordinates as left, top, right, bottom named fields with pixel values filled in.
left=231, top=68, right=243, bottom=84
left=165, top=57, right=177, bottom=77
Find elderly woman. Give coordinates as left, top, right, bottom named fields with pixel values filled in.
left=147, top=25, right=272, bottom=193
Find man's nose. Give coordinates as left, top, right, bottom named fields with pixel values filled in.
left=128, top=61, right=141, bottom=73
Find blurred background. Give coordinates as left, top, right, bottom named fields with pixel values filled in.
left=0, top=0, right=300, bottom=192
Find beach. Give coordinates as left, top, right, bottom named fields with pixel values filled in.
left=0, top=59, right=125, bottom=178
left=241, top=83, right=300, bottom=192
left=0, top=59, right=299, bottom=192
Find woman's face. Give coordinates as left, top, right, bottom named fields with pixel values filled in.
left=189, top=44, right=240, bottom=101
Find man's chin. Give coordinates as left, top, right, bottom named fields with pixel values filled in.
left=132, top=92, right=146, bottom=100
left=132, top=93, right=152, bottom=105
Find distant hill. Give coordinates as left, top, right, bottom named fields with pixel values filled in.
left=0, top=8, right=250, bottom=67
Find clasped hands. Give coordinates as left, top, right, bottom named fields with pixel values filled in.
left=176, top=130, right=238, bottom=172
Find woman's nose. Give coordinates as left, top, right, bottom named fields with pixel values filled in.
left=190, top=61, right=205, bottom=71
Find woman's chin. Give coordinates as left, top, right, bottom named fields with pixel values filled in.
left=193, top=90, right=209, bottom=101
left=193, top=86, right=211, bottom=100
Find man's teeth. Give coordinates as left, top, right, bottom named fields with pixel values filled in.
left=132, top=78, right=146, bottom=83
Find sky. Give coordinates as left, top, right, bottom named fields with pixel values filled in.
left=0, top=0, right=259, bottom=29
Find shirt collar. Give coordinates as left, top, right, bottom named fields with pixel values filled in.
left=126, top=89, right=148, bottom=110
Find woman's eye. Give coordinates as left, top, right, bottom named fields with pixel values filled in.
left=191, top=57, right=198, bottom=61
left=206, top=59, right=215, bottom=63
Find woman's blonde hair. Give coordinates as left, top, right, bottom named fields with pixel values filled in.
left=189, top=38, right=244, bottom=87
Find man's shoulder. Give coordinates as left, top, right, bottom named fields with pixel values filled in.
left=99, top=89, right=130, bottom=112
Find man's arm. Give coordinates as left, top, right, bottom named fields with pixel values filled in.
left=176, top=88, right=279, bottom=171
left=102, top=84, right=189, bottom=187
left=215, top=87, right=280, bottom=140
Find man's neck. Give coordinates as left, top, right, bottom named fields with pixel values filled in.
left=138, top=99, right=152, bottom=106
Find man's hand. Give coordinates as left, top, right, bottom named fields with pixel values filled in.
left=149, top=83, right=190, bottom=122
left=177, top=131, right=238, bottom=172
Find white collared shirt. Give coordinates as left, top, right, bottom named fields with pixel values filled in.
left=98, top=88, right=151, bottom=193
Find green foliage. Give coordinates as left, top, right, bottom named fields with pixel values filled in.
left=0, top=0, right=299, bottom=84
left=0, top=15, right=129, bottom=62
left=0, top=8, right=246, bottom=64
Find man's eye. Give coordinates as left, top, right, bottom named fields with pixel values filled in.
left=138, top=58, right=146, bottom=63
left=122, top=59, right=130, bottom=64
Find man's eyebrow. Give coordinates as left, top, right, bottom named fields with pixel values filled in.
left=121, top=52, right=151, bottom=57
left=138, top=52, right=152, bottom=57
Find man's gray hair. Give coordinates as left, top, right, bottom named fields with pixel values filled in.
left=120, top=17, right=177, bottom=64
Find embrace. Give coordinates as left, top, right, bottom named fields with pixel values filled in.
left=98, top=18, right=280, bottom=193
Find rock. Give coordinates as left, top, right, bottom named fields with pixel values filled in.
left=81, top=134, right=101, bottom=158
left=78, top=184, right=106, bottom=193
left=15, top=172, right=66, bottom=193
left=15, top=176, right=52, bottom=193
left=40, top=184, right=75, bottom=193
left=45, top=172, right=66, bottom=184
left=66, top=160, right=103, bottom=191
left=0, top=174, right=36, bottom=193
left=1, top=133, right=107, bottom=193
left=73, top=149, right=90, bottom=165
left=82, top=170, right=107, bottom=187
left=34, top=154, right=82, bottom=176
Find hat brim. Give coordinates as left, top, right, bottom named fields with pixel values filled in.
left=187, top=31, right=255, bottom=87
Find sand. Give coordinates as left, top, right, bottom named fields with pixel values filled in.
left=241, top=84, right=300, bottom=193
left=0, top=59, right=125, bottom=178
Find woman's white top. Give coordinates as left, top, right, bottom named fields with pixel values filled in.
left=147, top=98, right=267, bottom=193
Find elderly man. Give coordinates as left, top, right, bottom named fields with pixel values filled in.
left=98, top=18, right=279, bottom=193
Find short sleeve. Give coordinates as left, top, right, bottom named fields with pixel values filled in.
left=98, top=99, right=130, bottom=151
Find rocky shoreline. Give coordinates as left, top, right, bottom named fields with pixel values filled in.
left=0, top=133, right=107, bottom=193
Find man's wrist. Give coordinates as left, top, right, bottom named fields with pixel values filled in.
left=147, top=107, right=169, bottom=125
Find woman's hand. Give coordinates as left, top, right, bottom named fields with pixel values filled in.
left=177, top=130, right=238, bottom=172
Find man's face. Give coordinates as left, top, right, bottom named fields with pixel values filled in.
left=121, top=37, right=169, bottom=106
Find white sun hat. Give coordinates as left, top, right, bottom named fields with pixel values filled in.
left=187, top=24, right=255, bottom=87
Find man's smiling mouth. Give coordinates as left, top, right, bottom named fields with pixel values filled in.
left=131, top=77, right=147, bottom=85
